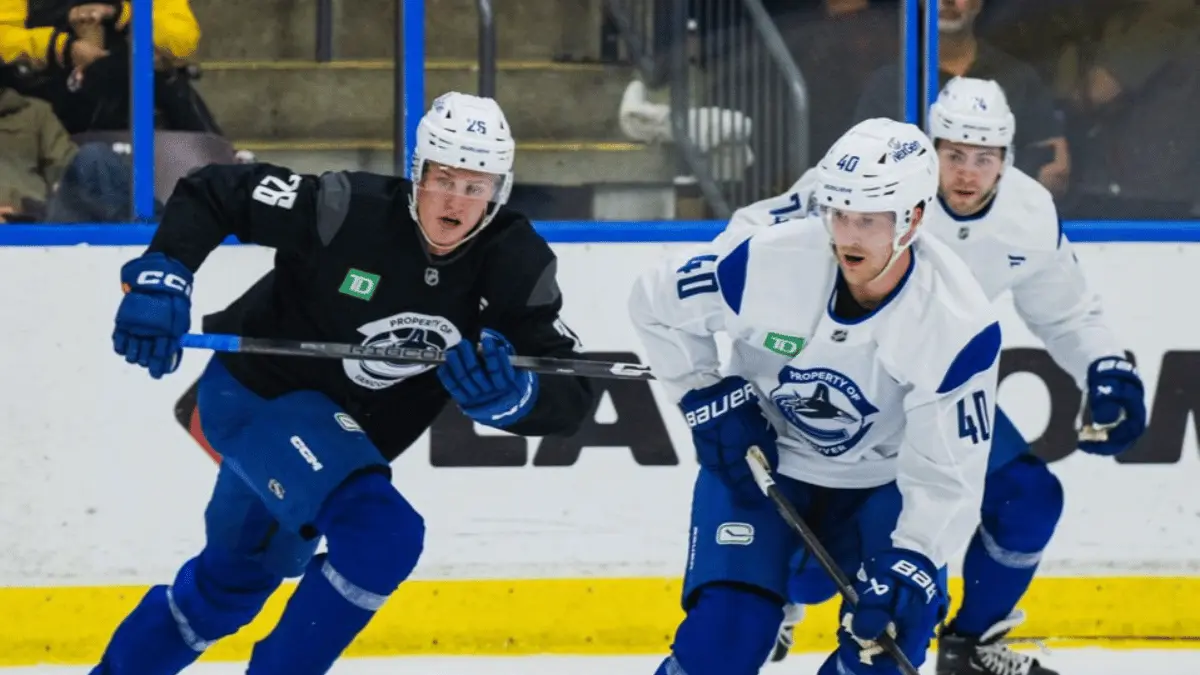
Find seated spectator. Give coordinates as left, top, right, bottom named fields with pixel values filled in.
left=46, top=140, right=165, bottom=222
left=854, top=0, right=1071, bottom=196
left=0, top=0, right=220, bottom=135
left=1052, top=0, right=1199, bottom=219
left=0, top=83, right=75, bottom=221
left=0, top=82, right=163, bottom=223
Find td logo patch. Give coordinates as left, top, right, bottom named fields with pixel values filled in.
left=340, top=268, right=381, bottom=301
left=763, top=332, right=806, bottom=357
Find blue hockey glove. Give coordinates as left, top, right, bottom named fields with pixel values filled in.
left=438, top=329, right=538, bottom=428
left=113, top=252, right=193, bottom=379
left=679, top=376, right=778, bottom=504
left=842, top=548, right=945, bottom=668
left=1080, top=356, right=1146, bottom=456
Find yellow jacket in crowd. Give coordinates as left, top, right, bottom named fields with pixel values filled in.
left=0, top=0, right=199, bottom=70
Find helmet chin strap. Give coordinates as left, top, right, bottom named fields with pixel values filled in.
left=867, top=239, right=911, bottom=286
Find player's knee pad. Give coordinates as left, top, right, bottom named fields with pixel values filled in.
left=982, top=454, right=1064, bottom=557
left=670, top=583, right=783, bottom=675
left=316, top=471, right=425, bottom=598
left=169, top=546, right=283, bottom=642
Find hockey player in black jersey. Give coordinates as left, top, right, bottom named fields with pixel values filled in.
left=96, top=91, right=595, bottom=675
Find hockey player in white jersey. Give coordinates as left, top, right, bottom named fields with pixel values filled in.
left=769, top=78, right=1147, bottom=675
left=628, top=117, right=1003, bottom=675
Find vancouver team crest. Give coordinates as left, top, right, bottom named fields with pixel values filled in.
left=770, top=366, right=879, bottom=457
left=343, top=312, right=462, bottom=390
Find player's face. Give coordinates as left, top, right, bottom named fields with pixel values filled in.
left=823, top=207, right=899, bottom=284
left=937, top=141, right=1004, bottom=216
left=415, top=162, right=503, bottom=253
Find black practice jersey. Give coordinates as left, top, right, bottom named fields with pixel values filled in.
left=146, top=163, right=595, bottom=460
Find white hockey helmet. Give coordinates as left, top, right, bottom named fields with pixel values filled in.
left=408, top=92, right=516, bottom=243
left=928, top=76, right=1016, bottom=164
left=813, top=117, right=938, bottom=260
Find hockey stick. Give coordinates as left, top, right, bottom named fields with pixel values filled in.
left=744, top=447, right=921, bottom=675
left=179, top=333, right=657, bottom=381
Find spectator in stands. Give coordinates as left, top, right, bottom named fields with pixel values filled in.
left=0, top=82, right=75, bottom=221
left=0, top=80, right=145, bottom=222
left=0, top=0, right=220, bottom=134
left=1051, top=0, right=1199, bottom=219
left=46, top=139, right=164, bottom=222
left=854, top=0, right=1071, bottom=196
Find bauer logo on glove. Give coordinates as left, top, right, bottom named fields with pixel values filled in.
left=683, top=380, right=757, bottom=428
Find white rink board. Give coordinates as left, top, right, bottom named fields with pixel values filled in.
left=0, top=242, right=1197, bottom=587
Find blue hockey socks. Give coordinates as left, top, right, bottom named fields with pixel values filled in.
left=953, top=530, right=1044, bottom=636
left=90, top=547, right=281, bottom=675
left=247, top=471, right=425, bottom=674
left=951, top=456, right=1064, bottom=636
left=654, top=584, right=783, bottom=675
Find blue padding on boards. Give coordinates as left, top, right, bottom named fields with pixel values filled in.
left=0, top=220, right=1198, bottom=246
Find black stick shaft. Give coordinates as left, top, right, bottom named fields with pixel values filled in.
left=180, top=333, right=657, bottom=381
left=745, top=447, right=920, bottom=675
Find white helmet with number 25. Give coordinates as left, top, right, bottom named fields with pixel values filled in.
left=408, top=92, right=516, bottom=243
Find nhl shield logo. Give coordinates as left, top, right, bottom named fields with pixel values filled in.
left=424, top=267, right=439, bottom=286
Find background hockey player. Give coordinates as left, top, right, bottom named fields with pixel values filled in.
left=770, top=78, right=1147, bottom=675
left=98, top=91, right=595, bottom=675
left=628, top=117, right=1003, bottom=675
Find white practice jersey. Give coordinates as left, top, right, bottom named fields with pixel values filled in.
left=628, top=221, right=1000, bottom=567
left=768, top=167, right=1124, bottom=388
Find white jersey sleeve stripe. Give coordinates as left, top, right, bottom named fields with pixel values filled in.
left=935, top=321, right=1003, bottom=394
left=716, top=238, right=753, bottom=314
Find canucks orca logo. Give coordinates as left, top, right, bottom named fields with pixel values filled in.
left=343, top=312, right=462, bottom=390
left=770, top=367, right=879, bottom=457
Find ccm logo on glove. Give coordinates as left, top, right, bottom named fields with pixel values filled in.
left=684, top=381, right=757, bottom=428
left=128, top=270, right=193, bottom=295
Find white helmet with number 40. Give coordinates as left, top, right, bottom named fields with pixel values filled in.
left=408, top=92, right=516, bottom=245
left=813, top=117, right=938, bottom=269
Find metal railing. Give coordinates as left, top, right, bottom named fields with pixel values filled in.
left=477, top=0, right=496, bottom=98
left=604, top=0, right=810, bottom=218
left=311, top=0, right=493, bottom=175
left=316, top=0, right=334, bottom=62
left=601, top=0, right=671, bottom=88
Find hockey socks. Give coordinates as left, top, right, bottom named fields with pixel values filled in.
left=950, top=529, right=1043, bottom=636
left=951, top=456, right=1063, bottom=637
left=247, top=471, right=425, bottom=674
left=90, top=548, right=281, bottom=675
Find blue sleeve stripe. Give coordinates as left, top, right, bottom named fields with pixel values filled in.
left=716, top=238, right=751, bottom=314
left=936, top=321, right=1002, bottom=394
